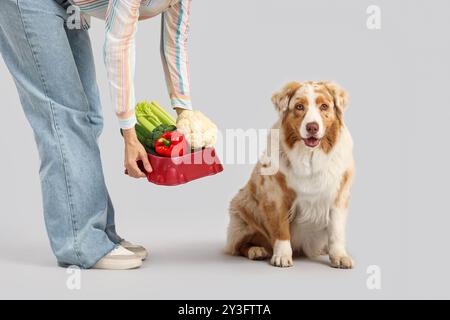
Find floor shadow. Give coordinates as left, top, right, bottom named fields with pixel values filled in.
left=0, top=238, right=333, bottom=270
left=152, top=240, right=333, bottom=269
left=148, top=239, right=232, bottom=265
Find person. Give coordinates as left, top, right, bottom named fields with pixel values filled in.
left=0, top=0, right=213, bottom=270
left=70, top=0, right=210, bottom=178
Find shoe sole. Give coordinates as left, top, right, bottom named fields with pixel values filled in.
left=93, top=258, right=143, bottom=270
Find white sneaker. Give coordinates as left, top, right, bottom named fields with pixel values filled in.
left=121, top=240, right=148, bottom=261
left=93, top=246, right=142, bottom=270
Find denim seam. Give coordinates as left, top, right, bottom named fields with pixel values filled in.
left=74, top=31, right=110, bottom=230
left=16, top=0, right=84, bottom=268
left=76, top=36, right=108, bottom=218
left=50, top=101, right=84, bottom=267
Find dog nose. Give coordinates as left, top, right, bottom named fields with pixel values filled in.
left=306, top=122, right=319, bottom=135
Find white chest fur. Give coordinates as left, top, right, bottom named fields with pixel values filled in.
left=280, top=126, right=353, bottom=229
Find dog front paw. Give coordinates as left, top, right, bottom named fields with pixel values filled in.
left=271, top=240, right=293, bottom=267
left=330, top=255, right=355, bottom=269
left=270, top=254, right=293, bottom=267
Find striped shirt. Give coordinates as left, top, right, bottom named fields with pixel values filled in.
left=70, top=0, right=192, bottom=129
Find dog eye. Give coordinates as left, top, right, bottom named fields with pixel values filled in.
left=295, top=104, right=305, bottom=111
left=320, top=104, right=329, bottom=111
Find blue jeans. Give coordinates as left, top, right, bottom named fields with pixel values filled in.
left=0, top=0, right=122, bottom=268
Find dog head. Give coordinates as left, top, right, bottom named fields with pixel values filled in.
left=272, top=81, right=349, bottom=152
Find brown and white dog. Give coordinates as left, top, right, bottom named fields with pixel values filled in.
left=225, top=81, right=355, bottom=268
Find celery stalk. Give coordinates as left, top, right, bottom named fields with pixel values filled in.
left=137, top=116, right=157, bottom=134
left=146, top=114, right=162, bottom=128
left=136, top=101, right=167, bottom=128
left=135, top=101, right=176, bottom=137
left=135, top=101, right=150, bottom=116
left=148, top=105, right=170, bottom=126
left=154, top=101, right=176, bottom=125
left=136, top=101, right=154, bottom=118
left=150, top=101, right=176, bottom=126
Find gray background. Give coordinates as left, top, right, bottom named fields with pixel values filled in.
left=0, top=0, right=449, bottom=299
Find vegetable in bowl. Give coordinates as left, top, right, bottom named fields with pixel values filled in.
left=134, top=101, right=183, bottom=156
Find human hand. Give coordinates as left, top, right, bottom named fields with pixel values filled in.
left=175, top=109, right=218, bottom=149
left=123, top=128, right=153, bottom=178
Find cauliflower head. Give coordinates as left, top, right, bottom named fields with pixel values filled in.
left=176, top=110, right=217, bottom=149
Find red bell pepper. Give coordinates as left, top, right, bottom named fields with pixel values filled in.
left=154, top=131, right=187, bottom=157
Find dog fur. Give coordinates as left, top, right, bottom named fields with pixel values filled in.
left=225, top=81, right=355, bottom=268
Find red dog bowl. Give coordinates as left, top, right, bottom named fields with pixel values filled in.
left=146, top=148, right=223, bottom=186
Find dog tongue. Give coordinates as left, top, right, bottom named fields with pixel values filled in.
left=305, top=138, right=320, bottom=147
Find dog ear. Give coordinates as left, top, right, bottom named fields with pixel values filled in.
left=271, top=82, right=302, bottom=113
left=323, top=81, right=349, bottom=112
